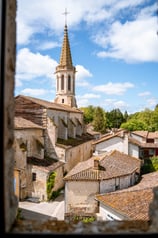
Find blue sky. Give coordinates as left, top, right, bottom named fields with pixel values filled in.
left=15, top=0, right=158, bottom=114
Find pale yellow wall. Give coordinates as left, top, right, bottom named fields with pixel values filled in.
left=56, top=140, right=93, bottom=173
left=65, top=181, right=99, bottom=214
left=14, top=170, right=20, bottom=200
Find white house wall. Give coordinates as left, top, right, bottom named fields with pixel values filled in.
left=129, top=143, right=139, bottom=158
left=99, top=203, right=125, bottom=221
left=95, top=137, right=124, bottom=153
left=100, top=174, right=135, bottom=194
left=130, top=133, right=145, bottom=143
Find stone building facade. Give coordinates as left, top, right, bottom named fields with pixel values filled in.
left=13, top=18, right=94, bottom=201
left=2, top=0, right=158, bottom=234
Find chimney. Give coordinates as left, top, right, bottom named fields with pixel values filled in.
left=94, top=157, right=100, bottom=170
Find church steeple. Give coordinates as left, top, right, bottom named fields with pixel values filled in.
left=59, top=24, right=73, bottom=68
left=54, top=10, right=77, bottom=108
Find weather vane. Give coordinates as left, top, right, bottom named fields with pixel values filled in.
left=62, top=8, right=70, bottom=26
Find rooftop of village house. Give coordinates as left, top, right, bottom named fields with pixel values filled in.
left=96, top=187, right=153, bottom=220
left=63, top=150, right=141, bottom=181
left=95, top=171, right=158, bottom=221
left=92, top=129, right=158, bottom=148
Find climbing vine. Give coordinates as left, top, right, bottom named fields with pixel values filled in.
left=46, top=171, right=56, bottom=201
left=19, top=142, right=27, bottom=152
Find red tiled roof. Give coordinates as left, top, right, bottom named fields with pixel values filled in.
left=96, top=188, right=154, bottom=220
left=132, top=131, right=158, bottom=139
left=129, top=137, right=158, bottom=148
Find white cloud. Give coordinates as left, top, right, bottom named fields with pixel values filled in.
left=76, top=97, right=90, bottom=108
left=75, top=65, right=93, bottom=87
left=76, top=93, right=100, bottom=107
left=16, top=0, right=112, bottom=44
left=21, top=88, right=49, bottom=97
left=81, top=93, right=100, bottom=99
left=38, top=41, right=60, bottom=50
left=138, top=91, right=151, bottom=97
left=16, top=48, right=57, bottom=85
left=146, top=98, right=157, bottom=108
left=93, top=82, right=134, bottom=95
left=17, top=0, right=148, bottom=45
left=103, top=98, right=129, bottom=111
left=96, top=16, right=158, bottom=63
left=95, top=13, right=158, bottom=62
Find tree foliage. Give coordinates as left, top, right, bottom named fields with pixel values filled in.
left=79, top=105, right=158, bottom=133
left=80, top=105, right=95, bottom=124
left=92, top=106, right=107, bottom=133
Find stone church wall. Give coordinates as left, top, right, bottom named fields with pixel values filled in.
left=14, top=128, right=44, bottom=160
left=55, top=139, right=93, bottom=173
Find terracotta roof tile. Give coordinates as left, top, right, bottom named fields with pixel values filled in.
left=132, top=131, right=158, bottom=139
left=64, top=150, right=141, bottom=181
left=96, top=188, right=154, bottom=220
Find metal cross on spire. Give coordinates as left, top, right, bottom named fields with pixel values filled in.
left=62, top=8, right=70, bottom=26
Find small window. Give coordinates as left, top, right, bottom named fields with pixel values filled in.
left=32, top=173, right=36, bottom=181
left=62, top=99, right=64, bottom=103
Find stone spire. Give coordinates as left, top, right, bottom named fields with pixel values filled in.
left=59, top=24, right=73, bottom=68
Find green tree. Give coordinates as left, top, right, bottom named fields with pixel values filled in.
left=123, top=110, right=129, bottom=122
left=121, top=119, right=147, bottom=131
left=80, top=105, right=95, bottom=124
left=150, top=106, right=158, bottom=131
left=92, top=106, right=106, bottom=133
left=106, top=108, right=124, bottom=129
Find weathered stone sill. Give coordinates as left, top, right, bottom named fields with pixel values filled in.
left=9, top=219, right=154, bottom=235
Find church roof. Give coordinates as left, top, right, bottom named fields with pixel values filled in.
left=14, top=116, right=43, bottom=129
left=15, top=95, right=82, bottom=113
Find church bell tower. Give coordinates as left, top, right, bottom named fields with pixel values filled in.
left=54, top=10, right=77, bottom=108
